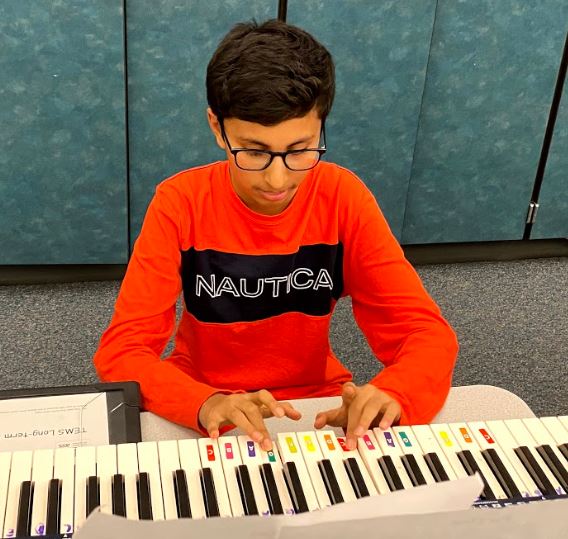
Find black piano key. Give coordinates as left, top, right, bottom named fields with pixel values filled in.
left=200, top=467, right=220, bottom=518
left=457, top=450, right=495, bottom=500
left=318, top=459, right=344, bottom=505
left=236, top=465, right=259, bottom=516
left=559, top=443, right=568, bottom=463
left=401, top=454, right=427, bottom=486
left=282, top=461, right=309, bottom=514
left=344, top=457, right=370, bottom=498
left=86, top=475, right=100, bottom=518
left=136, top=472, right=153, bottom=520
left=16, top=480, right=34, bottom=537
left=536, top=445, right=568, bottom=492
left=514, top=446, right=557, bottom=497
left=173, top=469, right=192, bottom=519
left=46, top=478, right=62, bottom=535
left=259, top=463, right=284, bottom=515
left=424, top=452, right=450, bottom=482
left=377, top=456, right=404, bottom=492
left=111, top=474, right=127, bottom=517
left=481, top=448, right=522, bottom=499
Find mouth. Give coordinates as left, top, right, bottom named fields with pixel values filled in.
left=258, top=189, right=289, bottom=202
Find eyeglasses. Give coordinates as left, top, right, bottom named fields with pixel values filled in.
left=219, top=119, right=327, bottom=171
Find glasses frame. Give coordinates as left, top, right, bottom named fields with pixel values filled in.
left=218, top=118, right=327, bottom=172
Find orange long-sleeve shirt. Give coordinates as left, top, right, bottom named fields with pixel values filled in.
left=94, top=160, right=458, bottom=433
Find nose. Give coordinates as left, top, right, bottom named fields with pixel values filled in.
left=263, top=155, right=289, bottom=191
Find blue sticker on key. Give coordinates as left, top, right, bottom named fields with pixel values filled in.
left=384, top=432, right=395, bottom=447
left=247, top=440, right=256, bottom=457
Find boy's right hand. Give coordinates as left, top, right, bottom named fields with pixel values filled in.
left=198, top=390, right=302, bottom=451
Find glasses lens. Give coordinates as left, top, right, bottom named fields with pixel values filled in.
left=285, top=150, right=322, bottom=171
left=235, top=150, right=272, bottom=171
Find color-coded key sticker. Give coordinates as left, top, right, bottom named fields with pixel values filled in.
left=304, top=435, right=316, bottom=452
left=247, top=441, right=256, bottom=457
left=398, top=431, right=412, bottom=447
left=439, top=431, right=453, bottom=447
left=225, top=443, right=234, bottom=459
left=286, top=436, right=297, bottom=453
left=324, top=434, right=336, bottom=451
left=363, top=434, right=375, bottom=450
left=267, top=450, right=276, bottom=462
left=384, top=431, right=395, bottom=447
left=207, top=444, right=215, bottom=461
left=459, top=428, right=473, bottom=443
left=337, top=437, right=349, bottom=451
left=479, top=428, right=495, bottom=443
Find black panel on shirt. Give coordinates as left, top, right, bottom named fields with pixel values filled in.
left=181, top=243, right=344, bottom=323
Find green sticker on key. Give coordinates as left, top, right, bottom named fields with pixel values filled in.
left=399, top=431, right=412, bottom=447
left=267, top=450, right=276, bottom=462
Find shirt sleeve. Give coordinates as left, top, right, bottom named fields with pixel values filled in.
left=93, top=183, right=233, bottom=434
left=341, top=175, right=459, bottom=425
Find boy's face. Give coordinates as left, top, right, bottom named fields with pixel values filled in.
left=207, top=107, right=322, bottom=216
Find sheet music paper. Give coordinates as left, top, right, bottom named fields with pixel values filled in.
left=0, top=392, right=109, bottom=451
left=74, top=474, right=484, bottom=539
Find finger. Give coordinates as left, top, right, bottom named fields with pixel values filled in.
left=228, top=407, right=271, bottom=448
left=239, top=401, right=274, bottom=450
left=279, top=402, right=302, bottom=420
left=345, top=394, right=375, bottom=450
left=341, top=382, right=357, bottom=404
left=254, top=389, right=286, bottom=418
left=314, top=405, right=347, bottom=429
left=377, top=403, right=401, bottom=430
left=204, top=415, right=222, bottom=439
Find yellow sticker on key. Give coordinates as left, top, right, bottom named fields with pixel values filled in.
left=304, top=435, right=316, bottom=452
left=286, top=436, right=297, bottom=453
left=439, top=431, right=453, bottom=447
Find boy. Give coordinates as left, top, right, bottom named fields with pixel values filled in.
left=94, top=19, right=458, bottom=452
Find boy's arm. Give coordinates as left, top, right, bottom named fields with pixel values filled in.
left=342, top=181, right=459, bottom=426
left=93, top=184, right=227, bottom=433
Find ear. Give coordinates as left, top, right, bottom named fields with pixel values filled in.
left=207, top=108, right=226, bottom=151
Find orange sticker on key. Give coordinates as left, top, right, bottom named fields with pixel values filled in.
left=324, top=434, right=335, bottom=450
left=459, top=428, right=473, bottom=443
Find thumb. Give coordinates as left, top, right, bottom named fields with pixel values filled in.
left=341, top=382, right=357, bottom=403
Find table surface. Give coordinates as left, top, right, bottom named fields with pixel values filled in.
left=141, top=384, right=536, bottom=442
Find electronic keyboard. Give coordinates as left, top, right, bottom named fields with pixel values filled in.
left=1, top=416, right=567, bottom=538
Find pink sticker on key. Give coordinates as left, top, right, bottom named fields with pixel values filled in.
left=225, top=443, right=234, bottom=459
left=363, top=434, right=375, bottom=450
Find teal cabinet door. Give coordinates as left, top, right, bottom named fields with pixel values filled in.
left=288, top=0, right=437, bottom=239
left=0, top=1, right=127, bottom=264
left=402, top=1, right=568, bottom=244
left=127, top=0, right=277, bottom=243
left=531, top=67, right=568, bottom=240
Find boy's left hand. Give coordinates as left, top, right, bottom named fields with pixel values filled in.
left=314, top=382, right=401, bottom=450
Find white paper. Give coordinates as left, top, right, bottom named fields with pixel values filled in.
left=74, top=475, right=484, bottom=539
left=0, top=392, right=109, bottom=451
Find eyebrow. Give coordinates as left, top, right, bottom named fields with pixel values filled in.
left=236, top=135, right=313, bottom=149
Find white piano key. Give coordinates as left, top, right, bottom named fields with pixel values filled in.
left=218, top=437, right=244, bottom=517
left=468, top=421, right=532, bottom=498
left=117, top=443, right=139, bottom=520
left=197, top=438, right=232, bottom=517
left=314, top=431, right=357, bottom=502
left=540, top=416, right=568, bottom=446
left=96, top=445, right=117, bottom=515
left=157, top=440, right=181, bottom=520
left=373, top=428, right=414, bottom=490
left=276, top=432, right=320, bottom=511
left=411, top=424, right=457, bottom=481
left=30, top=449, right=54, bottom=536
left=485, top=420, right=542, bottom=497
left=559, top=416, right=568, bottom=432
left=447, top=423, right=507, bottom=499
left=54, top=448, right=75, bottom=534
left=335, top=435, right=378, bottom=496
left=137, top=441, right=165, bottom=521
left=428, top=424, right=470, bottom=480
left=4, top=450, right=33, bottom=538
left=522, top=418, right=568, bottom=482
left=74, top=446, right=96, bottom=531
left=391, top=427, right=436, bottom=486
left=0, top=452, right=12, bottom=538
left=237, top=436, right=271, bottom=516
left=505, top=419, right=566, bottom=495
left=355, top=431, right=391, bottom=495
left=258, top=443, right=296, bottom=515
left=296, top=432, right=332, bottom=508
left=178, top=439, right=206, bottom=519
